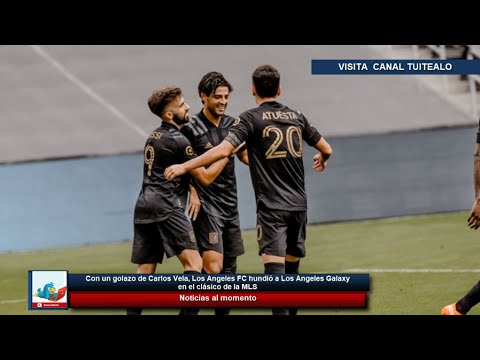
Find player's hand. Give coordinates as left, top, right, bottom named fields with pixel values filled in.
left=467, top=199, right=480, bottom=230
left=188, top=185, right=201, bottom=221
left=165, top=164, right=187, bottom=180
left=313, top=154, right=327, bottom=172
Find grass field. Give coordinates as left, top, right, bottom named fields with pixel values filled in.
left=2, top=211, right=480, bottom=315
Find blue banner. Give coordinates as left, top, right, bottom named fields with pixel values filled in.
left=311, top=60, right=480, bottom=75
left=67, top=273, right=369, bottom=291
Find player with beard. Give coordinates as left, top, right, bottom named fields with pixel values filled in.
left=127, top=86, right=228, bottom=315
left=180, top=72, right=248, bottom=316
left=165, top=65, right=333, bottom=315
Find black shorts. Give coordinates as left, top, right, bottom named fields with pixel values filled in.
left=192, top=209, right=244, bottom=258
left=256, top=204, right=307, bottom=258
left=131, top=207, right=197, bottom=264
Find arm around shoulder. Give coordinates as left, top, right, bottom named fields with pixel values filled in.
left=189, top=157, right=229, bottom=186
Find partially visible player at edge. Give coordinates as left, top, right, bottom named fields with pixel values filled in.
left=165, top=64, right=333, bottom=315
left=127, top=86, right=228, bottom=316
left=442, top=117, right=480, bottom=315
left=180, top=72, right=248, bottom=315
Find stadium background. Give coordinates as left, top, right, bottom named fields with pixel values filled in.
left=1, top=45, right=480, bottom=315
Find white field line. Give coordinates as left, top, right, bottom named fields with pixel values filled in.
left=0, top=299, right=25, bottom=305
left=29, top=45, right=148, bottom=138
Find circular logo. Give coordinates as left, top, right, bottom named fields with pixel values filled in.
left=185, top=145, right=194, bottom=156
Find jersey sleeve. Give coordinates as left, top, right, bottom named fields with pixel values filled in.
left=302, top=115, right=322, bottom=147
left=225, top=114, right=250, bottom=148
left=173, top=135, right=197, bottom=163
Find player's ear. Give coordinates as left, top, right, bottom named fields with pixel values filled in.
left=277, top=84, right=282, bottom=97
left=252, top=85, right=256, bottom=97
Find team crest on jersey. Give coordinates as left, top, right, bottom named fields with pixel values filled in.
left=233, top=118, right=241, bottom=126
left=185, top=145, right=194, bottom=156
left=204, top=142, right=214, bottom=149
left=209, top=232, right=219, bottom=244
left=189, top=231, right=196, bottom=242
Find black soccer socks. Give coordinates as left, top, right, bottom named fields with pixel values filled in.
left=265, top=262, right=288, bottom=315
left=285, top=260, right=300, bottom=316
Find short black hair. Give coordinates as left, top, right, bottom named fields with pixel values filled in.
left=252, top=64, right=280, bottom=98
left=198, top=72, right=233, bottom=99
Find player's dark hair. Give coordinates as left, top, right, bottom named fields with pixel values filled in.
left=198, top=72, right=233, bottom=103
left=252, top=64, right=280, bottom=98
left=148, top=86, right=182, bottom=117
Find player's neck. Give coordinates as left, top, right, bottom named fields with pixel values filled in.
left=162, top=119, right=181, bottom=130
left=202, top=108, right=221, bottom=126
left=256, top=97, right=277, bottom=105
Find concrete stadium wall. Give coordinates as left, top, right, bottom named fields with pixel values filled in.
left=1, top=126, right=476, bottom=252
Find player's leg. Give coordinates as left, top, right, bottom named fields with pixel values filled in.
left=257, top=205, right=289, bottom=315
left=177, top=249, right=203, bottom=315
left=215, top=216, right=244, bottom=315
left=443, top=280, right=480, bottom=315
left=457, top=281, right=480, bottom=314
left=193, top=210, right=224, bottom=274
left=128, top=223, right=164, bottom=315
left=202, top=251, right=224, bottom=275
left=284, top=255, right=300, bottom=315
left=285, top=210, right=307, bottom=316
left=161, top=208, right=203, bottom=315
left=191, top=210, right=225, bottom=314
left=126, top=263, right=157, bottom=315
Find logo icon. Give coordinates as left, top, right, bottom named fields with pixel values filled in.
left=209, top=232, right=219, bottom=244
left=28, top=270, right=68, bottom=310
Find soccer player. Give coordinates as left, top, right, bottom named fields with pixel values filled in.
left=127, top=86, right=228, bottom=316
left=180, top=72, right=248, bottom=316
left=442, top=119, right=480, bottom=315
left=165, top=64, right=333, bottom=315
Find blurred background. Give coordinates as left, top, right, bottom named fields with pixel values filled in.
left=1, top=44, right=479, bottom=253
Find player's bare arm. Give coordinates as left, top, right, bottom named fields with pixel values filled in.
left=165, top=140, right=234, bottom=180
left=187, top=184, right=201, bottom=221
left=468, top=143, right=480, bottom=230
left=189, top=156, right=229, bottom=186
left=313, top=137, right=332, bottom=172
left=236, top=149, right=249, bottom=165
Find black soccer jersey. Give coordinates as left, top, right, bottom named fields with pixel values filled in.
left=181, top=111, right=239, bottom=219
left=225, top=101, right=322, bottom=211
left=134, top=122, right=196, bottom=224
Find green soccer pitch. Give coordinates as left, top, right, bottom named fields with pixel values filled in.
left=2, top=211, right=480, bottom=315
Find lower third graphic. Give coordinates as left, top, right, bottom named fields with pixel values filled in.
left=28, top=270, right=68, bottom=310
